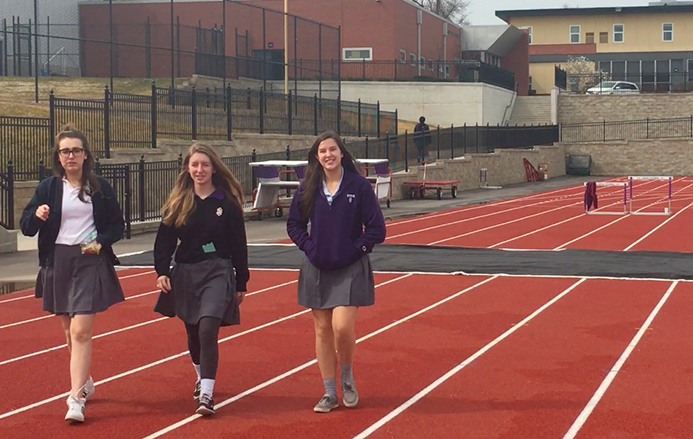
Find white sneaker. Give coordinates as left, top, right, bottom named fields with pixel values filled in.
left=65, top=395, right=86, bottom=423
left=80, top=376, right=95, bottom=401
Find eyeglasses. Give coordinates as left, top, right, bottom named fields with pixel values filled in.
left=58, top=148, right=85, bottom=157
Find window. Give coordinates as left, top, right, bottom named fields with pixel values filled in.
left=528, top=76, right=533, bottom=90
left=663, top=23, right=673, bottom=42
left=586, top=32, right=594, bottom=44
left=599, top=32, right=608, bottom=44
left=428, top=59, right=434, bottom=71
left=688, top=60, right=693, bottom=81
left=419, top=56, right=425, bottom=67
left=342, top=47, right=372, bottom=61
left=399, top=49, right=407, bottom=64
left=520, top=26, right=533, bottom=44
left=613, top=24, right=624, bottom=43
left=410, top=53, right=416, bottom=66
left=570, top=25, right=580, bottom=43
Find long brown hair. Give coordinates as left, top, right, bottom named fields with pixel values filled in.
left=52, top=124, right=101, bottom=202
left=299, top=131, right=358, bottom=220
left=161, top=143, right=245, bottom=228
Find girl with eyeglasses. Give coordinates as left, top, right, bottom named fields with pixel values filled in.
left=20, top=125, right=125, bottom=423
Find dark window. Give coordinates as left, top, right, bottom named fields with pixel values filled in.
left=586, top=32, right=594, bottom=44
left=599, top=32, right=608, bottom=44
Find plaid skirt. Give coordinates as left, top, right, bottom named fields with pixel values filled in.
left=35, top=244, right=125, bottom=316
left=297, top=255, right=375, bottom=309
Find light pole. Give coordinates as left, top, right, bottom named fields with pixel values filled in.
left=284, top=0, right=288, bottom=95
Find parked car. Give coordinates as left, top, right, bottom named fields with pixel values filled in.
left=586, top=81, right=640, bottom=95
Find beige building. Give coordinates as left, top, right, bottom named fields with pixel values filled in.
left=497, top=1, right=693, bottom=95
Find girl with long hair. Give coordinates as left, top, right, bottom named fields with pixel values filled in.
left=153, top=142, right=249, bottom=416
left=20, top=125, right=125, bottom=423
left=286, top=131, right=386, bottom=413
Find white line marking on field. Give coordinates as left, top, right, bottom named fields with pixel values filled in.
left=0, top=274, right=410, bottom=419
left=352, top=277, right=587, bottom=439
left=141, top=275, right=498, bottom=439
left=562, top=280, right=678, bottom=439
left=0, top=280, right=299, bottom=365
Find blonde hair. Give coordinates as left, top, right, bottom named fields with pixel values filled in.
left=161, top=143, right=244, bottom=228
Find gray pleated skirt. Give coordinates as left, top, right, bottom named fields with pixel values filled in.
left=154, top=257, right=240, bottom=327
left=297, top=255, right=375, bottom=310
left=35, top=244, right=125, bottom=316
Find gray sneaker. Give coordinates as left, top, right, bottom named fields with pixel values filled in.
left=342, top=382, right=359, bottom=408
left=313, top=394, right=339, bottom=413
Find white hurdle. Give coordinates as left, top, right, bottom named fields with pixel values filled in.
left=628, top=176, right=673, bottom=215
left=584, top=181, right=628, bottom=215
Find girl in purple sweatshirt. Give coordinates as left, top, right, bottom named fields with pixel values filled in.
left=287, top=130, right=386, bottom=413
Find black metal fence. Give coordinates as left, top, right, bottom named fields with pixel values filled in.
left=561, top=116, right=693, bottom=143
left=2, top=0, right=341, bottom=102
left=2, top=84, right=398, bottom=176
left=0, top=122, right=559, bottom=231
left=339, top=60, right=516, bottom=91
left=566, top=72, right=693, bottom=94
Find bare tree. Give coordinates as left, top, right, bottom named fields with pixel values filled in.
left=420, top=0, right=472, bottom=26
left=564, top=55, right=608, bottom=93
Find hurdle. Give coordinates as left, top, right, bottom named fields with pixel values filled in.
left=479, top=168, right=502, bottom=189
left=584, top=181, right=628, bottom=215
left=628, top=176, right=673, bottom=215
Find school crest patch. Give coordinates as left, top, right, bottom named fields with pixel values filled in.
left=216, top=207, right=223, bottom=216
left=347, top=193, right=356, bottom=203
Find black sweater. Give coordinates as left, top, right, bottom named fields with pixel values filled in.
left=153, top=190, right=250, bottom=292
left=20, top=176, right=125, bottom=267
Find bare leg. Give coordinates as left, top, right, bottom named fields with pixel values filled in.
left=332, top=306, right=358, bottom=366
left=59, top=315, right=72, bottom=353
left=312, top=309, right=336, bottom=380
left=68, top=314, right=95, bottom=396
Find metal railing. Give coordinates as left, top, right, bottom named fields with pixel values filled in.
left=561, top=116, right=693, bottom=143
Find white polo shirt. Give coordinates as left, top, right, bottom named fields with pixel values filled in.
left=55, top=178, right=98, bottom=246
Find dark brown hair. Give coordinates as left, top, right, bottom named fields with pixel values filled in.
left=52, top=124, right=101, bottom=202
left=161, top=142, right=245, bottom=228
left=299, top=131, right=358, bottom=220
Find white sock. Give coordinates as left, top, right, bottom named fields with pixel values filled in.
left=193, top=363, right=201, bottom=381
left=200, top=378, right=215, bottom=397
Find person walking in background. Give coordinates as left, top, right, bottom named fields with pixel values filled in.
left=153, top=143, right=249, bottom=417
left=20, top=125, right=125, bottom=424
left=413, top=116, right=431, bottom=165
left=286, top=131, right=386, bottom=413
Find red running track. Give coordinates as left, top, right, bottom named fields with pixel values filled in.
left=383, top=177, right=693, bottom=252
left=1, top=269, right=691, bottom=438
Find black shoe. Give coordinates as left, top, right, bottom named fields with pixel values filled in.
left=196, top=394, right=215, bottom=416
left=193, top=380, right=201, bottom=401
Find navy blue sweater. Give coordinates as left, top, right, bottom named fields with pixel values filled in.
left=286, top=170, right=386, bottom=271
left=20, top=176, right=125, bottom=267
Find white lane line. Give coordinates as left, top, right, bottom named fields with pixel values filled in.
left=562, top=280, right=678, bottom=439
left=487, top=191, right=640, bottom=248
left=427, top=201, right=583, bottom=246
left=386, top=184, right=592, bottom=229
left=623, top=202, right=693, bottom=251
left=141, top=274, right=498, bottom=439
left=0, top=280, right=298, bottom=366
left=0, top=274, right=410, bottom=420
left=0, top=269, right=156, bottom=305
left=352, top=277, right=587, bottom=439
left=0, top=289, right=160, bottom=330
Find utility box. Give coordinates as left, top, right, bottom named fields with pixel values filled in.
left=538, top=163, right=550, bottom=181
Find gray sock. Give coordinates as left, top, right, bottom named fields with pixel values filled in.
left=323, top=378, right=337, bottom=398
left=340, top=363, right=354, bottom=386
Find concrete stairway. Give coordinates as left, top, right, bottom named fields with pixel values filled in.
left=507, top=95, right=552, bottom=126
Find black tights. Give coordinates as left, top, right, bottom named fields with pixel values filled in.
left=184, top=316, right=222, bottom=380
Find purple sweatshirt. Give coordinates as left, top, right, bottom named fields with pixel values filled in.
left=286, top=169, right=386, bottom=271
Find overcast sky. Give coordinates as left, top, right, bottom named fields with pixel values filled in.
left=466, top=0, right=653, bottom=25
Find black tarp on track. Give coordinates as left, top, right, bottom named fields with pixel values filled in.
left=119, top=244, right=693, bottom=281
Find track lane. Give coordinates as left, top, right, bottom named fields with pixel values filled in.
left=355, top=278, right=668, bottom=439
left=143, top=276, right=579, bottom=439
